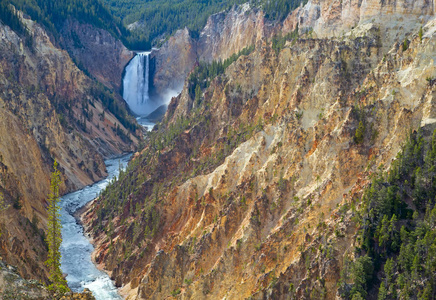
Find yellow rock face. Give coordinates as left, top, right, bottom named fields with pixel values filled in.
left=0, top=13, right=138, bottom=282
left=85, top=2, right=436, bottom=300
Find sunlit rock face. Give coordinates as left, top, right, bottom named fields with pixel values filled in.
left=0, top=12, right=137, bottom=283
left=84, top=1, right=436, bottom=299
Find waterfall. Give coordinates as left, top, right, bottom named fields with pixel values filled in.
left=122, top=52, right=154, bottom=115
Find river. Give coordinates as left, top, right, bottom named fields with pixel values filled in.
left=60, top=154, right=131, bottom=299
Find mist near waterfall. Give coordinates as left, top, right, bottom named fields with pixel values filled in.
left=122, top=52, right=155, bottom=116
left=122, top=52, right=182, bottom=122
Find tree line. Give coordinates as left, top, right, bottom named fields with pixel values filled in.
left=340, top=129, right=436, bottom=299
left=1, top=0, right=307, bottom=51
left=101, top=0, right=307, bottom=49
left=0, top=0, right=33, bottom=47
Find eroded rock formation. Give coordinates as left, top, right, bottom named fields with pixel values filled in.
left=0, top=12, right=138, bottom=282
left=60, top=18, right=134, bottom=93
left=84, top=1, right=436, bottom=299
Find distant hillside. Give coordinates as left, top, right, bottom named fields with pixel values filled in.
left=101, top=0, right=306, bottom=48
left=1, top=0, right=305, bottom=50
left=0, top=0, right=145, bottom=49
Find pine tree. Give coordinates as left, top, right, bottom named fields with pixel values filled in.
left=194, top=84, right=202, bottom=106
left=354, top=121, right=365, bottom=144
left=0, top=192, right=9, bottom=238
left=45, top=160, right=68, bottom=295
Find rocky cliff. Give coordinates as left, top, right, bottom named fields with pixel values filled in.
left=83, top=0, right=436, bottom=298
left=151, top=28, right=197, bottom=96
left=152, top=0, right=435, bottom=99
left=151, top=4, right=275, bottom=98
left=0, top=11, right=138, bottom=283
left=197, top=3, right=274, bottom=62
left=283, top=0, right=433, bottom=49
left=60, top=18, right=134, bottom=93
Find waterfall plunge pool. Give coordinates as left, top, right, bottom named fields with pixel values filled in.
left=123, top=51, right=179, bottom=131
left=60, top=154, right=131, bottom=300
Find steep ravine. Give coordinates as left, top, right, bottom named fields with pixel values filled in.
left=151, top=4, right=275, bottom=99
left=0, top=10, right=138, bottom=285
left=83, top=2, right=436, bottom=299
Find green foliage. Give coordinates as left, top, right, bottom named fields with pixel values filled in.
left=3, top=0, right=307, bottom=51
left=419, top=26, right=423, bottom=42
left=402, top=38, right=409, bottom=52
left=194, top=84, right=202, bottom=107
left=257, top=0, right=307, bottom=21
left=0, top=192, right=9, bottom=238
left=102, top=0, right=306, bottom=49
left=350, top=255, right=373, bottom=298
left=3, top=0, right=307, bottom=50
left=89, top=84, right=139, bottom=133
left=0, top=1, right=33, bottom=48
left=171, top=288, right=181, bottom=296
left=188, top=45, right=255, bottom=99
left=3, top=0, right=148, bottom=50
left=45, top=161, right=68, bottom=295
left=354, top=121, right=365, bottom=144
left=271, top=25, right=299, bottom=54
left=353, top=105, right=367, bottom=144
left=342, top=129, right=436, bottom=299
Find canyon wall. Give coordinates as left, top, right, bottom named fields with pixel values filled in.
left=151, top=28, right=197, bottom=96
left=151, top=4, right=275, bottom=97
left=60, top=18, right=134, bottom=93
left=283, top=0, right=434, bottom=48
left=0, top=12, right=138, bottom=282
left=152, top=0, right=434, bottom=99
left=84, top=1, right=436, bottom=299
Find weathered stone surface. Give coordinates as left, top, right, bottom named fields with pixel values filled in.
left=84, top=2, right=436, bottom=300
left=151, top=4, right=276, bottom=98
left=60, top=18, right=134, bottom=93
left=197, top=4, right=274, bottom=63
left=0, top=259, right=96, bottom=299
left=151, top=28, right=197, bottom=96
left=0, top=12, right=137, bottom=283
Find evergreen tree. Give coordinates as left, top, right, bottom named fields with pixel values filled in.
left=354, top=121, right=365, bottom=144
left=0, top=192, right=9, bottom=238
left=194, top=84, right=202, bottom=106
left=45, top=160, right=68, bottom=295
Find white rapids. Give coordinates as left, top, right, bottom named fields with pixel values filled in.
left=60, top=154, right=131, bottom=300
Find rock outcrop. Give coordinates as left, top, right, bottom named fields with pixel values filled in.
left=60, top=18, right=134, bottom=93
left=283, top=0, right=434, bottom=49
left=0, top=259, right=96, bottom=299
left=151, top=4, right=276, bottom=98
left=84, top=1, right=436, bottom=299
left=152, top=0, right=434, bottom=100
left=151, top=28, right=197, bottom=96
left=197, top=3, right=273, bottom=62
left=0, top=11, right=138, bottom=282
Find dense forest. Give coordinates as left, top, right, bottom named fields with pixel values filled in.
left=0, top=0, right=150, bottom=49
left=0, top=0, right=33, bottom=46
left=0, top=0, right=306, bottom=50
left=101, top=0, right=306, bottom=48
left=340, top=129, right=436, bottom=299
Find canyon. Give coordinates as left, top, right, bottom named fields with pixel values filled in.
left=0, top=0, right=435, bottom=299
left=81, top=0, right=436, bottom=299
left=0, top=8, right=138, bottom=290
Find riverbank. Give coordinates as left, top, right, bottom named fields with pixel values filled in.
left=60, top=154, right=131, bottom=300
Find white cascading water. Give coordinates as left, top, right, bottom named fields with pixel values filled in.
left=122, top=51, right=182, bottom=130
left=122, top=52, right=156, bottom=116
